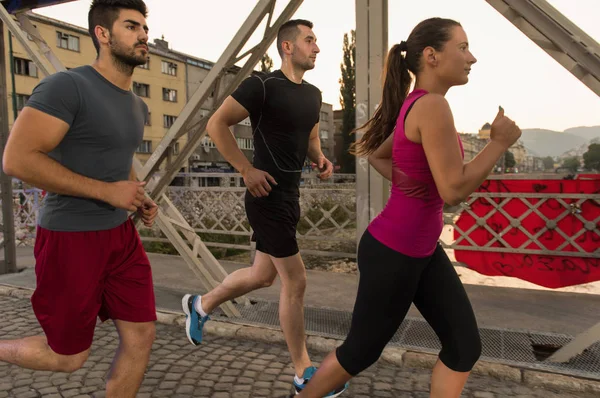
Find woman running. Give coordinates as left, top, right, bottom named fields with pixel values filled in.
left=296, top=17, right=521, bottom=398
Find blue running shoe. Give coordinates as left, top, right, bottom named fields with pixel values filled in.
left=181, top=294, right=210, bottom=345
left=292, top=366, right=349, bottom=396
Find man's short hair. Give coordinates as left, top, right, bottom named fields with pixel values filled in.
left=88, top=0, right=149, bottom=54
left=276, top=19, right=313, bottom=57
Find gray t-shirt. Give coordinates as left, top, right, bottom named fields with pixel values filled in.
left=26, top=65, right=148, bottom=232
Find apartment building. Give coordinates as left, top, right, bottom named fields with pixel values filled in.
left=2, top=12, right=335, bottom=175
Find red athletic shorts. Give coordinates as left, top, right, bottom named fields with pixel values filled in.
left=31, top=218, right=156, bottom=355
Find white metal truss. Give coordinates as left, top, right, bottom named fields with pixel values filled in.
left=0, top=5, right=55, bottom=76
left=136, top=0, right=304, bottom=315
left=0, top=10, right=15, bottom=273
left=354, top=0, right=389, bottom=246
left=485, top=0, right=600, bottom=96
left=0, top=0, right=305, bottom=317
left=139, top=0, right=304, bottom=199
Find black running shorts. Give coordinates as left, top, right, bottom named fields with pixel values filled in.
left=245, top=190, right=300, bottom=258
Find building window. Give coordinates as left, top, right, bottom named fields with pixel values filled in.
left=15, top=94, right=30, bottom=114
left=237, top=138, right=254, bottom=150
left=320, top=111, right=329, bottom=122
left=163, top=88, right=178, bottom=102
left=201, top=136, right=216, bottom=148
left=320, top=130, right=329, bottom=140
left=161, top=61, right=177, bottom=76
left=139, top=59, right=150, bottom=69
left=137, top=140, right=152, bottom=153
left=173, top=142, right=180, bottom=155
left=13, top=58, right=37, bottom=77
left=164, top=115, right=177, bottom=128
left=133, top=82, right=150, bottom=97
left=145, top=112, right=152, bottom=126
left=187, top=58, right=212, bottom=70
left=56, top=31, right=79, bottom=51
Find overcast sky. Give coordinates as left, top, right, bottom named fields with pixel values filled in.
left=34, top=0, right=600, bottom=134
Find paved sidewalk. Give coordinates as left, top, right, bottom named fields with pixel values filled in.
left=0, top=295, right=597, bottom=398
left=3, top=246, right=600, bottom=337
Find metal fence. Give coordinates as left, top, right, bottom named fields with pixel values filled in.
left=442, top=191, right=600, bottom=259
left=0, top=182, right=42, bottom=246
left=143, top=173, right=358, bottom=258
left=2, top=174, right=598, bottom=263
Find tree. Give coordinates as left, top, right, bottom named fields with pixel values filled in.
left=504, top=151, right=516, bottom=169
left=260, top=53, right=273, bottom=73
left=583, top=143, right=600, bottom=171
left=562, top=156, right=580, bottom=173
left=542, top=156, right=554, bottom=170
left=339, top=30, right=356, bottom=174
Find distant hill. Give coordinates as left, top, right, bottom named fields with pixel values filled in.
left=559, top=137, right=600, bottom=160
left=520, top=129, right=588, bottom=157
left=563, top=126, right=600, bottom=142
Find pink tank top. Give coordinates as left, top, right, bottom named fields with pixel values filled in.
left=367, top=89, right=464, bottom=257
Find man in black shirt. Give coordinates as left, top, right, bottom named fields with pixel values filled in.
left=182, top=20, right=347, bottom=396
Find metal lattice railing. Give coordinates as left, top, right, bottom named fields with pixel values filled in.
left=442, top=192, right=600, bottom=258
left=0, top=178, right=359, bottom=258
left=164, top=177, right=358, bottom=257
left=0, top=187, right=43, bottom=246
left=2, top=176, right=598, bottom=262
left=168, top=187, right=250, bottom=237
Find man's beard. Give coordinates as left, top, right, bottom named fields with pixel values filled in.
left=291, top=51, right=314, bottom=71
left=109, top=38, right=147, bottom=76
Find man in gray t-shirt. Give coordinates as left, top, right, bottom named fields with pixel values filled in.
left=1, top=1, right=158, bottom=396
left=29, top=65, right=149, bottom=231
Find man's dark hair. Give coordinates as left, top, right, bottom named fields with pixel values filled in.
left=88, top=0, right=148, bottom=54
left=276, top=19, right=313, bottom=58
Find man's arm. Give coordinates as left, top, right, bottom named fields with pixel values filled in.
left=207, top=96, right=277, bottom=197
left=206, top=97, right=254, bottom=175
left=306, top=123, right=333, bottom=180
left=3, top=107, right=109, bottom=202
left=129, top=159, right=159, bottom=226
left=306, top=122, right=323, bottom=163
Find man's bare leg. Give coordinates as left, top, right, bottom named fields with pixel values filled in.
left=0, top=335, right=89, bottom=372
left=270, top=253, right=312, bottom=377
left=198, top=251, right=277, bottom=314
left=105, top=320, right=155, bottom=398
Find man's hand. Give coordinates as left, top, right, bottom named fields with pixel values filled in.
left=242, top=166, right=277, bottom=197
left=138, top=196, right=159, bottom=227
left=104, top=181, right=147, bottom=211
left=316, top=156, right=334, bottom=180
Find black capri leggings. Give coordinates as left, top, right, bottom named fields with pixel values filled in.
left=336, top=230, right=481, bottom=376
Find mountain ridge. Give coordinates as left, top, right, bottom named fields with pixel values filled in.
left=519, top=126, right=600, bottom=157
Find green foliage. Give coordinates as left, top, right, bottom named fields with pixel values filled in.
left=542, top=156, right=554, bottom=170
left=339, top=30, right=356, bottom=174
left=562, top=156, right=580, bottom=173
left=583, top=143, right=600, bottom=171
left=504, top=151, right=516, bottom=169
left=260, top=53, right=273, bottom=73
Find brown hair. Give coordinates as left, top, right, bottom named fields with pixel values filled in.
left=89, top=0, right=149, bottom=54
left=350, top=17, right=461, bottom=156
